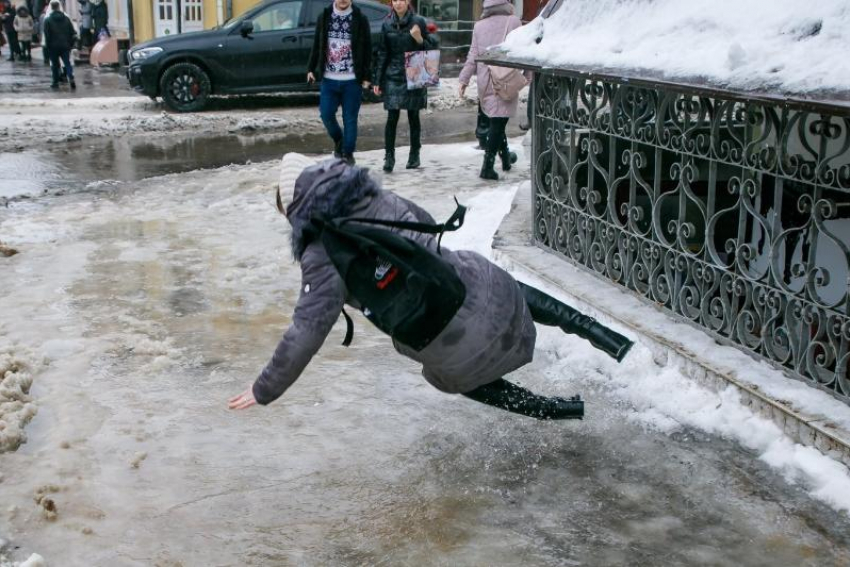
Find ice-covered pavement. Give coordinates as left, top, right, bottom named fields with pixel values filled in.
left=2, top=141, right=850, bottom=565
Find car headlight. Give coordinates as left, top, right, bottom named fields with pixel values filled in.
left=130, top=47, right=163, bottom=61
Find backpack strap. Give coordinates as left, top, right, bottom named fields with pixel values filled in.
left=341, top=307, right=354, bottom=347
left=335, top=198, right=466, bottom=253
left=312, top=198, right=466, bottom=347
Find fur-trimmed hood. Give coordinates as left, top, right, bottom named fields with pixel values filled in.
left=286, top=158, right=380, bottom=260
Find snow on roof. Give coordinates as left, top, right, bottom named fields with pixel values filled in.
left=500, top=0, right=850, bottom=100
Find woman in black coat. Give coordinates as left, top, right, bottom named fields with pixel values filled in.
left=372, top=0, right=437, bottom=173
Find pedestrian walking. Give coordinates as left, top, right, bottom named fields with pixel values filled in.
left=13, top=6, right=34, bottom=61
left=306, top=0, right=372, bottom=165
left=372, top=0, right=438, bottom=173
left=1, top=0, right=21, bottom=61
left=77, top=0, right=92, bottom=50
left=38, top=3, right=47, bottom=62
left=459, top=0, right=530, bottom=181
left=43, top=0, right=76, bottom=89
left=229, top=154, right=633, bottom=418
left=89, top=0, right=107, bottom=37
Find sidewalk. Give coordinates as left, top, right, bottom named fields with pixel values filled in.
left=0, top=47, right=131, bottom=98
left=492, top=150, right=850, bottom=468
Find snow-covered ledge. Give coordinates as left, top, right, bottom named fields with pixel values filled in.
left=493, top=181, right=850, bottom=466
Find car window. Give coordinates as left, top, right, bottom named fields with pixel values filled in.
left=305, top=1, right=325, bottom=27
left=250, top=1, right=303, bottom=32
left=359, top=4, right=389, bottom=22
left=305, top=2, right=388, bottom=26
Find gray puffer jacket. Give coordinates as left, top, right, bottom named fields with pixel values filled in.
left=252, top=159, right=535, bottom=404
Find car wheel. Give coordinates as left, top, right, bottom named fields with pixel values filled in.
left=160, top=62, right=211, bottom=112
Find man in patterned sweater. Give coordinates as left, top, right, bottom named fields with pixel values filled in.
left=307, top=0, right=372, bottom=165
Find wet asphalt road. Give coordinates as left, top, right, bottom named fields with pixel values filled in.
left=0, top=47, right=131, bottom=98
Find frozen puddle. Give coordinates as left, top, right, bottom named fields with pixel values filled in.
left=1, top=144, right=850, bottom=565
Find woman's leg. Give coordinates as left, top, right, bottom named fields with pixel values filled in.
left=406, top=109, right=421, bottom=169
left=475, top=102, right=489, bottom=149
left=383, top=109, right=400, bottom=172
left=480, top=117, right=508, bottom=180
left=498, top=134, right=517, bottom=171
left=463, top=378, right=583, bottom=420
left=518, top=282, right=634, bottom=362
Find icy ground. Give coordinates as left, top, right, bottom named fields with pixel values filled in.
left=0, top=79, right=478, bottom=153
left=2, top=140, right=850, bottom=565
left=503, top=0, right=850, bottom=97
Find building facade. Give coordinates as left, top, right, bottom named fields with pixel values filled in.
left=126, top=0, right=540, bottom=51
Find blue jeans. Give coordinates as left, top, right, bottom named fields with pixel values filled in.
left=319, top=78, right=362, bottom=156
left=49, top=48, right=74, bottom=85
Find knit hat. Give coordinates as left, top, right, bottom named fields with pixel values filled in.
left=277, top=152, right=318, bottom=213
left=281, top=156, right=381, bottom=260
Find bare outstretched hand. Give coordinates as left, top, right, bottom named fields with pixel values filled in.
left=229, top=387, right=257, bottom=410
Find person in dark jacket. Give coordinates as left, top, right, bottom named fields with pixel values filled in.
left=229, top=155, right=633, bottom=419
left=77, top=0, right=92, bottom=49
left=1, top=0, right=20, bottom=61
left=306, top=0, right=372, bottom=165
left=43, top=0, right=76, bottom=89
left=372, top=0, right=437, bottom=173
left=89, top=0, right=106, bottom=37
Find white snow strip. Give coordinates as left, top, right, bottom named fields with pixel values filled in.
left=539, top=329, right=850, bottom=514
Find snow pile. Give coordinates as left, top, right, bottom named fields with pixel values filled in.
left=0, top=96, right=155, bottom=111
left=502, top=0, right=850, bottom=96
left=0, top=349, right=38, bottom=453
left=574, top=343, right=850, bottom=513
left=0, top=550, right=46, bottom=567
left=427, top=78, right=478, bottom=111
left=0, top=110, right=324, bottom=152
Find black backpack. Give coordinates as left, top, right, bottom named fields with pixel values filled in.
left=311, top=200, right=467, bottom=351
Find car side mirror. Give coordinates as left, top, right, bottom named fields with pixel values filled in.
left=240, top=20, right=254, bottom=37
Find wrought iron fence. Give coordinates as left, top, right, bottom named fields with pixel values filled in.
left=530, top=70, right=850, bottom=402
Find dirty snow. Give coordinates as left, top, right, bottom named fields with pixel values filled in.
left=0, top=349, right=38, bottom=454
left=0, top=548, right=46, bottom=567
left=0, top=79, right=474, bottom=152
left=502, top=0, right=850, bottom=97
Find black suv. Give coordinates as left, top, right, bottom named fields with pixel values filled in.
left=126, top=0, right=390, bottom=112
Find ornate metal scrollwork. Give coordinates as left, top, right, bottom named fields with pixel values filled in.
left=531, top=72, right=850, bottom=402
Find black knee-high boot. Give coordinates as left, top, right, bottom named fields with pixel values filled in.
left=498, top=135, right=517, bottom=171
left=518, top=282, right=634, bottom=362
left=463, top=378, right=584, bottom=420
left=406, top=109, right=421, bottom=169
left=384, top=110, right=399, bottom=172
left=480, top=151, right=499, bottom=180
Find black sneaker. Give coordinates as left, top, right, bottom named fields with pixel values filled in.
left=333, top=139, right=343, bottom=159
left=341, top=153, right=355, bottom=166
left=70, top=80, right=77, bottom=90
left=50, top=83, right=59, bottom=89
